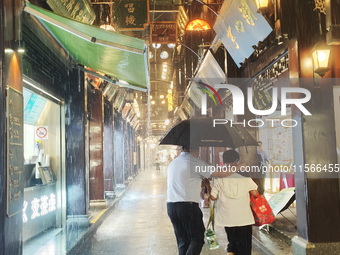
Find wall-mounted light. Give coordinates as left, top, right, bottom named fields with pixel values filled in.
left=5, top=48, right=14, bottom=54
left=185, top=19, right=211, bottom=31
left=256, top=0, right=269, bottom=10
left=160, top=51, right=169, bottom=60
left=312, top=42, right=331, bottom=77
left=152, top=43, right=161, bottom=49
left=5, top=40, right=25, bottom=54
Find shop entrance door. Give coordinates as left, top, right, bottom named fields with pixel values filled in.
left=22, top=83, right=64, bottom=241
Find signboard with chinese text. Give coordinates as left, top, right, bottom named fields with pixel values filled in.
left=23, top=184, right=57, bottom=241
left=196, top=51, right=226, bottom=85
left=188, top=81, right=204, bottom=108
left=46, top=0, right=96, bottom=25
left=168, top=89, right=173, bottom=111
left=151, top=22, right=177, bottom=44
left=213, top=0, right=272, bottom=67
left=7, top=87, right=24, bottom=217
left=122, top=103, right=132, bottom=119
left=114, top=0, right=149, bottom=30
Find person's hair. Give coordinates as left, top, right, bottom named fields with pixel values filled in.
left=182, top=145, right=199, bottom=150
left=223, top=150, right=240, bottom=164
left=257, top=141, right=262, bottom=146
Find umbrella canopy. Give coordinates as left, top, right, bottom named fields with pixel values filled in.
left=159, top=117, right=258, bottom=148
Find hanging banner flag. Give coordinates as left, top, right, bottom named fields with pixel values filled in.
left=46, top=0, right=96, bottom=24
left=114, top=0, right=149, bottom=30
left=214, top=0, right=272, bottom=67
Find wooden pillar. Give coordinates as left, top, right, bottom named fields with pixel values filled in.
left=289, top=1, right=340, bottom=251
left=88, top=86, right=104, bottom=200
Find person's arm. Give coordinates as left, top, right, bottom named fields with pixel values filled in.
left=249, top=178, right=259, bottom=196
left=210, top=179, right=220, bottom=200
left=263, top=151, right=270, bottom=165
left=250, top=190, right=259, bottom=197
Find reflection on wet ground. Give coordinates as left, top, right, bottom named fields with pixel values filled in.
left=24, top=166, right=264, bottom=255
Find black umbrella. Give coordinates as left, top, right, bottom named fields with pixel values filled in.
left=159, top=117, right=258, bottom=148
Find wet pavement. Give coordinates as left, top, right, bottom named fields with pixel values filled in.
left=22, top=166, right=277, bottom=255
left=73, top=167, right=264, bottom=255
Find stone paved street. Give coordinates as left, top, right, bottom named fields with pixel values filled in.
left=76, top=168, right=263, bottom=255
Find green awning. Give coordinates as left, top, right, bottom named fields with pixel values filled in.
left=24, top=3, right=149, bottom=91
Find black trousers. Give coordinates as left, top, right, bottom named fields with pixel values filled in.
left=167, top=202, right=205, bottom=255
left=225, top=225, right=252, bottom=255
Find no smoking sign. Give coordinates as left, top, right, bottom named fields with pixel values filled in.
left=35, top=126, right=48, bottom=140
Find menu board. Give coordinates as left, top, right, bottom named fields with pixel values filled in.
left=7, top=87, right=24, bottom=217
left=38, top=167, right=55, bottom=184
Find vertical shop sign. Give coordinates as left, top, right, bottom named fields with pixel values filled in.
left=46, top=0, right=96, bottom=24
left=168, top=89, right=173, bottom=112
left=7, top=87, right=24, bottom=217
left=114, top=0, right=149, bottom=30
left=151, top=22, right=177, bottom=44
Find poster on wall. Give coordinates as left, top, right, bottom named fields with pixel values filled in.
left=35, top=126, right=48, bottom=140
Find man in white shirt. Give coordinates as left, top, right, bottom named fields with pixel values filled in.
left=166, top=146, right=238, bottom=255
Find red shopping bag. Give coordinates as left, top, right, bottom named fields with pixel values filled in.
left=250, top=194, right=275, bottom=226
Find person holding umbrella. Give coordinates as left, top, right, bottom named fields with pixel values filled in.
left=166, top=146, right=243, bottom=255
left=161, top=117, right=258, bottom=254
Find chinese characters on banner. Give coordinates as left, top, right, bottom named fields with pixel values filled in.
left=151, top=22, right=177, bottom=44
left=213, top=0, right=272, bottom=67
left=114, top=0, right=149, bottom=30
left=46, top=0, right=96, bottom=24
